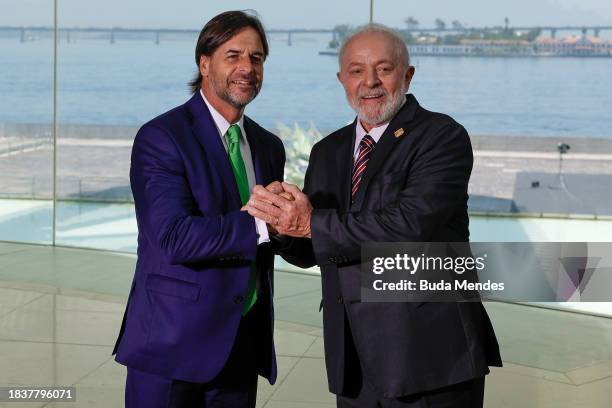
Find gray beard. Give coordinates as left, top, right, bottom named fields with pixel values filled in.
left=210, top=77, right=259, bottom=109
left=350, top=90, right=406, bottom=127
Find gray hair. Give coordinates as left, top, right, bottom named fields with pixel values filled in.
left=338, top=23, right=410, bottom=68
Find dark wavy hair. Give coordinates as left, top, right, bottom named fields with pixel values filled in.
left=189, top=10, right=269, bottom=93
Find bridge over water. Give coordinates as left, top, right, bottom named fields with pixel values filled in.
left=1, top=25, right=611, bottom=46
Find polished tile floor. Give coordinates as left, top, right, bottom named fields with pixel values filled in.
left=0, top=243, right=611, bottom=407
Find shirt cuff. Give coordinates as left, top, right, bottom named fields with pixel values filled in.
left=255, top=217, right=270, bottom=245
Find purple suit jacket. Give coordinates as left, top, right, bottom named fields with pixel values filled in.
left=113, top=93, right=284, bottom=384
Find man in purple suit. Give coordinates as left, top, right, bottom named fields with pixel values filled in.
left=113, top=11, right=284, bottom=408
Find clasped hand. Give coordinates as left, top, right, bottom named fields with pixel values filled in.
left=242, top=181, right=313, bottom=238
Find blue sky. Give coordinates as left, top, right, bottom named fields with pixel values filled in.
left=1, top=0, right=611, bottom=29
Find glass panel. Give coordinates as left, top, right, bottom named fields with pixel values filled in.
left=44, top=2, right=611, bottom=318
left=51, top=2, right=357, bottom=251
left=0, top=1, right=54, bottom=244
left=374, top=5, right=612, bottom=317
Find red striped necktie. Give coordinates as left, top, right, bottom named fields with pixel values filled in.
left=351, top=134, right=376, bottom=201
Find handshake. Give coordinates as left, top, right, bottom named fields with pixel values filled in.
left=242, top=181, right=313, bottom=238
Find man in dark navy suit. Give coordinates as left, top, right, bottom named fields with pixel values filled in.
left=247, top=24, right=502, bottom=407
left=113, top=11, right=284, bottom=408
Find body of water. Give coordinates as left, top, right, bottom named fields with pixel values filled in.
left=1, top=33, right=612, bottom=137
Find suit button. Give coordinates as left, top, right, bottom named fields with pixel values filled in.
left=234, top=295, right=244, bottom=304
left=337, top=296, right=344, bottom=304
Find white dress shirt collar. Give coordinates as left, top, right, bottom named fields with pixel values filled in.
left=353, top=120, right=390, bottom=158
left=200, top=89, right=246, bottom=140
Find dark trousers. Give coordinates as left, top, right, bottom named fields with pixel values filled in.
left=337, top=314, right=485, bottom=408
left=125, top=304, right=261, bottom=408
left=337, top=377, right=485, bottom=408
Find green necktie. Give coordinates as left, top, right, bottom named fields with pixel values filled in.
left=225, top=124, right=257, bottom=315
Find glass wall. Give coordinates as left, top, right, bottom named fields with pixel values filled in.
left=2, top=4, right=612, bottom=406
left=1, top=0, right=612, bottom=304
left=0, top=0, right=54, bottom=244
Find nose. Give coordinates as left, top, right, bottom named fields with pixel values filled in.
left=237, top=54, right=254, bottom=75
left=364, top=67, right=381, bottom=88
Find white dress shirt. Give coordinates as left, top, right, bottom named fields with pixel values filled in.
left=353, top=120, right=390, bottom=159
left=200, top=90, right=270, bottom=244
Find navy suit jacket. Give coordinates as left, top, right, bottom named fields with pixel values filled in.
left=280, top=95, right=502, bottom=398
left=113, top=92, right=284, bottom=384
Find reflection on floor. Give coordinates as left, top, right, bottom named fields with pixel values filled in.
left=0, top=243, right=611, bottom=407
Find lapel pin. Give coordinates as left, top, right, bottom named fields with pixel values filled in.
left=394, top=128, right=405, bottom=138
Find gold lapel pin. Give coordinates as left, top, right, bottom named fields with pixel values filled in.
left=394, top=128, right=405, bottom=138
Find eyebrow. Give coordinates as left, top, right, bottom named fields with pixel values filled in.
left=225, top=49, right=264, bottom=57
left=346, top=59, right=395, bottom=67
left=370, top=59, right=395, bottom=66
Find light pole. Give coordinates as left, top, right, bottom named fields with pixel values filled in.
left=370, top=0, right=374, bottom=23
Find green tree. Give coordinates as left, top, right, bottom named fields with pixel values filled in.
left=402, top=31, right=415, bottom=44
left=333, top=24, right=351, bottom=41
left=404, top=17, right=419, bottom=30
left=524, top=28, right=542, bottom=42
left=435, top=18, right=446, bottom=31
left=329, top=24, right=352, bottom=48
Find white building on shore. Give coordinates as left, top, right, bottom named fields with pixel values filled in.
left=407, top=35, right=612, bottom=57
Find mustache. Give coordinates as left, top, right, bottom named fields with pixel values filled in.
left=228, top=73, right=258, bottom=84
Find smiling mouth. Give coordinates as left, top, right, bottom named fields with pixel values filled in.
left=360, top=94, right=385, bottom=101
left=231, top=80, right=255, bottom=87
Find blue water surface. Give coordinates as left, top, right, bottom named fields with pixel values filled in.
left=1, top=34, right=611, bottom=137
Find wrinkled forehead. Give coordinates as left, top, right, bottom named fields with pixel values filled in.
left=340, top=31, right=399, bottom=67
left=217, top=27, right=265, bottom=54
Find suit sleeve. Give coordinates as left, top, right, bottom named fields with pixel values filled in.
left=310, top=122, right=473, bottom=266
left=131, top=124, right=257, bottom=265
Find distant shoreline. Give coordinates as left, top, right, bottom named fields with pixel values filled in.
left=2, top=123, right=612, bottom=154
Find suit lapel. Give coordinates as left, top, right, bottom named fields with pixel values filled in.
left=351, top=94, right=419, bottom=211
left=243, top=116, right=271, bottom=186
left=336, top=122, right=357, bottom=213
left=186, top=93, right=242, bottom=207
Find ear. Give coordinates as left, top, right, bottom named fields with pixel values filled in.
left=199, top=55, right=210, bottom=77
left=336, top=70, right=347, bottom=88
left=403, top=65, right=415, bottom=90
left=336, top=70, right=350, bottom=93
